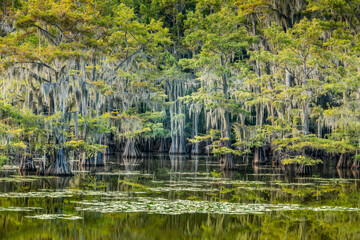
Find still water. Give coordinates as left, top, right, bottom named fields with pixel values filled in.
left=1, top=154, right=360, bottom=239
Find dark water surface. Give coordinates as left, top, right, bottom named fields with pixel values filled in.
left=1, top=154, right=360, bottom=239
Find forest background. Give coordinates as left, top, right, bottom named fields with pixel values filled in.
left=0, top=0, right=360, bottom=175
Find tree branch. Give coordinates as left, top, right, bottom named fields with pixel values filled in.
left=114, top=36, right=154, bottom=72
left=13, top=67, right=50, bottom=83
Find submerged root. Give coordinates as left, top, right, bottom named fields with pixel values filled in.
left=159, top=138, right=169, bottom=153
left=45, top=149, right=72, bottom=176
left=220, top=154, right=236, bottom=170
left=283, top=164, right=312, bottom=176
left=295, top=164, right=312, bottom=175
left=45, top=161, right=72, bottom=176
left=36, top=161, right=46, bottom=176
left=336, top=154, right=348, bottom=169
left=169, top=141, right=186, bottom=154
left=123, top=138, right=143, bottom=158
left=352, top=160, right=360, bottom=169
left=253, top=147, right=267, bottom=165
left=191, top=143, right=201, bottom=155
left=80, top=151, right=104, bottom=166
left=19, top=156, right=37, bottom=174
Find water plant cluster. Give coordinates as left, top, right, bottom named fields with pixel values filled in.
left=1, top=156, right=360, bottom=239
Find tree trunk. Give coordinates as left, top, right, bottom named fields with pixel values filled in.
left=191, top=111, right=200, bottom=155
left=19, top=155, right=37, bottom=173
left=169, top=83, right=186, bottom=155
left=336, top=153, right=346, bottom=169
left=45, top=149, right=72, bottom=176
left=317, top=119, right=322, bottom=137
left=80, top=151, right=104, bottom=166
left=285, top=69, right=293, bottom=87
left=352, top=160, right=360, bottom=169
left=220, top=153, right=235, bottom=170
left=159, top=138, right=169, bottom=153
left=302, top=59, right=310, bottom=135
left=253, top=147, right=267, bottom=164
left=123, top=138, right=143, bottom=158
left=296, top=164, right=312, bottom=175
left=302, top=100, right=309, bottom=135
left=221, top=60, right=234, bottom=169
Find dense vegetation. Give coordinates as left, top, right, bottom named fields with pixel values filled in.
left=1, top=0, right=360, bottom=175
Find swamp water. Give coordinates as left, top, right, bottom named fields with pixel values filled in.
left=1, top=155, right=360, bottom=239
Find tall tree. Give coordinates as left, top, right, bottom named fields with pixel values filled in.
left=182, top=3, right=255, bottom=169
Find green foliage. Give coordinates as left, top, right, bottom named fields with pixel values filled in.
left=64, top=140, right=107, bottom=158
left=0, top=155, right=8, bottom=167
left=210, top=169, right=222, bottom=178
left=113, top=110, right=166, bottom=139
left=274, top=134, right=356, bottom=155
left=281, top=156, right=322, bottom=166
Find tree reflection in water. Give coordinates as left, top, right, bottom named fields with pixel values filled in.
left=1, top=155, right=360, bottom=239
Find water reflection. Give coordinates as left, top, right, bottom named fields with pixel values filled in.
left=123, top=157, right=142, bottom=172
left=1, top=211, right=360, bottom=239
left=170, top=155, right=185, bottom=182
left=1, top=154, right=360, bottom=239
left=190, top=155, right=199, bottom=178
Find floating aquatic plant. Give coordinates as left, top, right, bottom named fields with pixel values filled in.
left=74, top=198, right=360, bottom=215
left=0, top=207, right=43, bottom=212
left=25, top=214, right=82, bottom=220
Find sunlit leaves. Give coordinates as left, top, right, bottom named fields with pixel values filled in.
left=282, top=156, right=322, bottom=166
left=274, top=134, right=356, bottom=155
